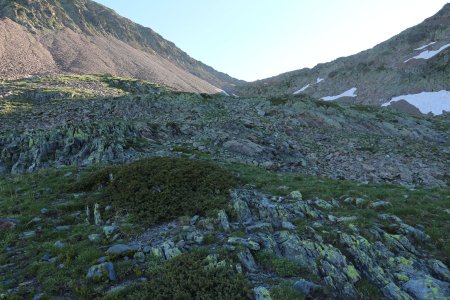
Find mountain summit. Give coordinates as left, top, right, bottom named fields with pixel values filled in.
left=0, top=0, right=242, bottom=92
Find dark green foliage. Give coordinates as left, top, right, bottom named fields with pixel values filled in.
left=269, top=96, right=289, bottom=106
left=355, top=279, right=383, bottom=299
left=255, top=251, right=318, bottom=280
left=109, top=251, right=253, bottom=300
left=315, top=100, right=342, bottom=110
left=76, top=157, right=237, bottom=225
left=73, top=166, right=117, bottom=191
left=271, top=281, right=305, bottom=300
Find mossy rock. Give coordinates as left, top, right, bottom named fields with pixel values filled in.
left=76, top=157, right=237, bottom=225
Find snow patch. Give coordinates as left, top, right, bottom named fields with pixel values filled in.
left=215, top=88, right=230, bottom=96
left=415, top=42, right=436, bottom=51
left=382, top=90, right=450, bottom=115
left=317, top=77, right=324, bottom=84
left=405, top=43, right=450, bottom=63
left=321, top=87, right=357, bottom=101
left=293, top=84, right=310, bottom=94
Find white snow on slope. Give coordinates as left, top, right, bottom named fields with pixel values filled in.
left=317, top=77, right=324, bottom=83
left=415, top=41, right=436, bottom=51
left=382, top=90, right=450, bottom=115
left=293, top=84, right=310, bottom=94
left=215, top=88, right=230, bottom=96
left=321, top=87, right=357, bottom=101
left=405, top=43, right=450, bottom=63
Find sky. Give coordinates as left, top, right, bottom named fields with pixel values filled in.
left=94, top=0, right=449, bottom=82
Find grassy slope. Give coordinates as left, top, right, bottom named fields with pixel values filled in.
left=0, top=158, right=448, bottom=298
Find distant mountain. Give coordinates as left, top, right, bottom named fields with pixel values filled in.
left=0, top=0, right=243, bottom=93
left=235, top=3, right=450, bottom=115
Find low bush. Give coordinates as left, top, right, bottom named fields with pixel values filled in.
left=76, top=157, right=237, bottom=225
left=107, top=251, right=253, bottom=300
left=255, top=251, right=318, bottom=280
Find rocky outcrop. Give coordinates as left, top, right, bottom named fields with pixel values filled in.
left=96, top=188, right=448, bottom=299
left=235, top=4, right=450, bottom=110
left=1, top=83, right=448, bottom=187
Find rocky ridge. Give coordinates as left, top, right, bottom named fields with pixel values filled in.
left=0, top=0, right=242, bottom=92
left=1, top=75, right=448, bottom=187
left=235, top=4, right=450, bottom=112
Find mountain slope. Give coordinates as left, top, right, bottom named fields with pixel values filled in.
left=0, top=0, right=243, bottom=92
left=0, top=18, right=58, bottom=77
left=0, top=74, right=449, bottom=299
left=235, top=4, right=450, bottom=114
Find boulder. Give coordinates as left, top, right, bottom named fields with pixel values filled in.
left=237, top=249, right=258, bottom=272
left=228, top=237, right=260, bottom=250
left=0, top=219, right=17, bottom=231
left=86, top=262, right=116, bottom=281
left=293, top=279, right=321, bottom=295
left=253, top=286, right=271, bottom=300
left=106, top=244, right=139, bottom=257
left=223, top=139, right=264, bottom=157
left=217, top=210, right=230, bottom=232
left=403, top=278, right=449, bottom=300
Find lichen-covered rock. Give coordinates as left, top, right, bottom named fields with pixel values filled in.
left=88, top=233, right=102, bottom=242
left=217, top=209, right=230, bottom=232
left=340, top=232, right=448, bottom=300
left=275, top=231, right=360, bottom=297
left=403, top=278, right=450, bottom=300
left=161, top=241, right=182, bottom=259
left=292, top=201, right=321, bottom=219
left=86, top=262, right=116, bottom=281
left=246, top=222, right=274, bottom=233
left=428, top=259, right=450, bottom=282
left=228, top=237, right=260, bottom=251
left=399, top=223, right=430, bottom=242
left=106, top=244, right=139, bottom=258
left=103, top=225, right=117, bottom=238
left=313, top=198, right=334, bottom=210
left=1, top=122, right=136, bottom=173
left=293, top=279, right=321, bottom=295
left=369, top=200, right=392, bottom=209
left=253, top=286, right=272, bottom=300
left=289, top=190, right=303, bottom=200
left=231, top=191, right=253, bottom=224
left=237, top=249, right=258, bottom=273
left=223, top=139, right=265, bottom=157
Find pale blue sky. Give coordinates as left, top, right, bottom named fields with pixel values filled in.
left=95, top=0, right=448, bottom=81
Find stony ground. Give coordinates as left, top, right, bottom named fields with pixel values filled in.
left=0, top=75, right=449, bottom=299
left=1, top=75, right=449, bottom=186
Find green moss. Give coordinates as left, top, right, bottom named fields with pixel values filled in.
left=106, top=251, right=253, bottom=300
left=269, top=96, right=289, bottom=106
left=271, top=281, right=305, bottom=300
left=75, top=157, right=237, bottom=225
left=344, top=265, right=361, bottom=281
left=255, top=251, right=319, bottom=280
left=355, top=279, right=383, bottom=300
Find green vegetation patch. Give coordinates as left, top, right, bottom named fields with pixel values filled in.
left=271, top=281, right=305, bottom=300
left=355, top=279, right=383, bottom=300
left=76, top=157, right=237, bottom=225
left=227, top=162, right=450, bottom=264
left=255, top=251, right=319, bottom=281
left=106, top=251, right=253, bottom=300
